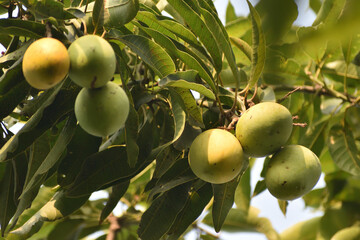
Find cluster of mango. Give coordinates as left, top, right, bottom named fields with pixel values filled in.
left=22, top=36, right=129, bottom=137
left=188, top=102, right=321, bottom=201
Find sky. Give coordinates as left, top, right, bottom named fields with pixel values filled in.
left=2, top=0, right=325, bottom=239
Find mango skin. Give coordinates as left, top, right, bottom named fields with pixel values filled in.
left=22, top=38, right=70, bottom=90
left=236, top=102, right=293, bottom=157
left=68, top=35, right=116, bottom=88
left=265, top=145, right=321, bottom=201
left=188, top=129, right=245, bottom=184
left=74, top=82, right=129, bottom=137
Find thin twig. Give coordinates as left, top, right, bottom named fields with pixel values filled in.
left=106, top=214, right=120, bottom=240
left=45, top=21, right=52, bottom=38
left=248, top=84, right=258, bottom=103
left=277, top=87, right=301, bottom=103
left=268, top=85, right=357, bottom=104
left=293, top=122, right=307, bottom=127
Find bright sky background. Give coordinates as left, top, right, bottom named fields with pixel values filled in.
left=1, top=1, right=326, bottom=239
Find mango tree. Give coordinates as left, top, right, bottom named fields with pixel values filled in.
left=0, top=0, right=360, bottom=239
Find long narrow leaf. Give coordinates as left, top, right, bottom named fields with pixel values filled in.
left=160, top=71, right=215, bottom=100
left=0, top=86, right=79, bottom=162
left=148, top=159, right=197, bottom=200
left=0, top=19, right=65, bottom=39
left=124, top=105, right=139, bottom=168
left=327, top=125, right=360, bottom=175
left=167, top=0, right=222, bottom=72
left=21, top=115, right=77, bottom=198
left=0, top=162, right=16, bottom=236
left=167, top=182, right=213, bottom=240
left=135, top=11, right=211, bottom=61
left=212, top=178, right=239, bottom=233
left=138, top=183, right=192, bottom=240
left=92, top=0, right=109, bottom=33
left=197, top=0, right=240, bottom=87
left=114, top=34, right=176, bottom=78
left=229, top=37, right=252, bottom=61
left=99, top=181, right=130, bottom=224
left=134, top=23, right=216, bottom=91
left=8, top=190, right=89, bottom=239
left=247, top=0, right=266, bottom=88
left=212, top=160, right=249, bottom=232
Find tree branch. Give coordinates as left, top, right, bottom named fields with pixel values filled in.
left=267, top=85, right=358, bottom=104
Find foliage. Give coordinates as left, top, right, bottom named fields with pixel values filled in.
left=0, top=0, right=360, bottom=239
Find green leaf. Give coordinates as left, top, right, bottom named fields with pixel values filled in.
left=162, top=89, right=186, bottom=145
left=0, top=59, right=31, bottom=120
left=312, top=0, right=346, bottom=26
left=115, top=34, right=175, bottom=78
left=167, top=182, right=213, bottom=240
left=99, top=181, right=130, bottom=224
left=137, top=183, right=192, bottom=240
left=246, top=0, right=266, bottom=88
left=160, top=71, right=215, bottom=100
left=234, top=167, right=250, bottom=213
left=252, top=179, right=267, bottom=197
left=299, top=115, right=331, bottom=155
left=166, top=0, right=222, bottom=72
left=57, top=126, right=102, bottom=188
left=211, top=159, right=249, bottom=232
left=328, top=125, right=360, bottom=176
left=134, top=23, right=216, bottom=91
left=139, top=91, right=187, bottom=183
left=342, top=35, right=360, bottom=64
left=135, top=11, right=211, bottom=62
left=8, top=190, right=89, bottom=239
left=297, top=26, right=327, bottom=60
left=203, top=207, right=280, bottom=240
left=319, top=206, right=356, bottom=239
left=65, top=146, right=136, bottom=197
left=92, top=0, right=109, bottom=33
left=197, top=0, right=240, bottom=88
left=0, top=86, right=78, bottom=162
left=345, top=105, right=360, bottom=140
left=10, top=129, right=62, bottom=228
left=280, top=217, right=321, bottom=240
left=175, top=88, right=203, bottom=127
left=125, top=105, right=139, bottom=168
left=85, top=0, right=139, bottom=29
left=0, top=19, right=65, bottom=39
left=255, top=0, right=298, bottom=44
left=47, top=219, right=86, bottom=240
left=229, top=37, right=252, bottom=61
left=323, top=60, right=360, bottom=86
left=0, top=162, right=16, bottom=236
left=263, top=56, right=307, bottom=85
left=278, top=200, right=288, bottom=216
left=173, top=122, right=201, bottom=151
left=21, top=115, right=77, bottom=198
left=225, top=17, right=252, bottom=38
left=66, top=118, right=156, bottom=197
left=148, top=158, right=197, bottom=200
left=20, top=0, right=76, bottom=20
left=12, top=153, right=28, bottom=204
left=12, top=186, right=56, bottom=231
left=0, top=41, right=31, bottom=66
left=148, top=147, right=178, bottom=179
left=212, top=177, right=239, bottom=233
left=310, top=0, right=322, bottom=13
left=225, top=0, right=237, bottom=24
